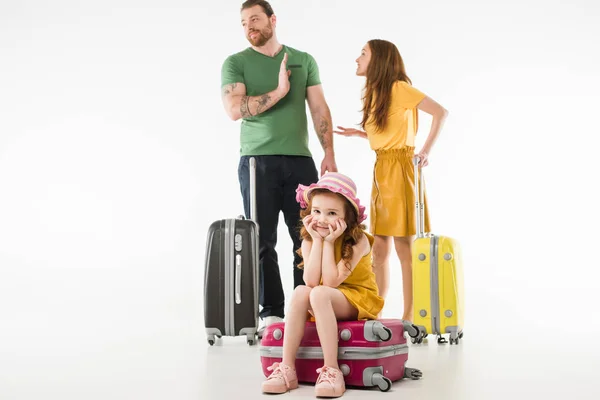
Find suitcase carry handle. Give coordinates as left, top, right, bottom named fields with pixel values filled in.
left=235, top=254, right=242, bottom=304
left=413, top=156, right=426, bottom=238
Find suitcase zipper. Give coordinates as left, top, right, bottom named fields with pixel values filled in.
left=430, top=235, right=440, bottom=335
left=340, top=344, right=409, bottom=359
left=259, top=344, right=409, bottom=360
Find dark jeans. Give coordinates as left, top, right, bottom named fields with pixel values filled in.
left=238, top=155, right=319, bottom=319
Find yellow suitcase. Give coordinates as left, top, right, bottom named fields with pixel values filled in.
left=411, top=157, right=465, bottom=345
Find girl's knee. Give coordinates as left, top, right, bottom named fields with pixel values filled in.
left=294, top=285, right=312, bottom=295
left=291, top=285, right=312, bottom=302
left=309, top=286, right=332, bottom=308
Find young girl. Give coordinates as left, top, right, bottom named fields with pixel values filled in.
left=334, top=39, right=449, bottom=321
left=261, top=172, right=384, bottom=398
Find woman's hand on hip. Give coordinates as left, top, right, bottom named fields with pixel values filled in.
left=416, top=150, right=429, bottom=167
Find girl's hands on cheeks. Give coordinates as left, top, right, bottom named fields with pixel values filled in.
left=324, top=219, right=347, bottom=243
left=303, top=215, right=322, bottom=241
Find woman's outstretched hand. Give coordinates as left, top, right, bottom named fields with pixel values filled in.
left=333, top=126, right=367, bottom=139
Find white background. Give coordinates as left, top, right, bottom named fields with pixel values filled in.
left=1, top=1, right=599, bottom=399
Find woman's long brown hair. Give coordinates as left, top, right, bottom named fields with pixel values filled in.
left=295, top=189, right=366, bottom=270
left=360, top=39, right=412, bottom=133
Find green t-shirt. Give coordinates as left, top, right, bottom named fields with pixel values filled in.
left=221, top=45, right=321, bottom=157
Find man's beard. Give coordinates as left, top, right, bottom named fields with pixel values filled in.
left=247, top=23, right=273, bottom=47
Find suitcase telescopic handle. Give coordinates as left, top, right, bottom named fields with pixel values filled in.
left=249, top=157, right=257, bottom=225
left=413, top=156, right=426, bottom=238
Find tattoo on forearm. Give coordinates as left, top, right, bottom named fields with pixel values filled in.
left=256, top=94, right=271, bottom=114
left=221, top=83, right=237, bottom=97
left=317, top=116, right=330, bottom=149
left=240, top=95, right=252, bottom=118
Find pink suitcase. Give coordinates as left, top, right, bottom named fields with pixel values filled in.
left=259, top=319, right=422, bottom=392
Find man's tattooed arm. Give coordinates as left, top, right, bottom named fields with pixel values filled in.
left=221, top=83, right=285, bottom=121
left=306, top=84, right=335, bottom=156
left=317, top=116, right=330, bottom=150
left=240, top=95, right=252, bottom=118
left=310, top=107, right=334, bottom=154
left=221, top=82, right=237, bottom=97
left=239, top=93, right=276, bottom=118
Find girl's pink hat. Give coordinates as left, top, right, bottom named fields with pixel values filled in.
left=295, top=172, right=367, bottom=223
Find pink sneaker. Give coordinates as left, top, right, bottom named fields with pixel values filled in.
left=261, top=362, right=299, bottom=394
left=314, top=366, right=345, bottom=398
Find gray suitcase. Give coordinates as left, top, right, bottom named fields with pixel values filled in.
left=204, top=157, right=259, bottom=346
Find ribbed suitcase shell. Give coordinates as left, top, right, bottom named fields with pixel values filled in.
left=204, top=217, right=259, bottom=345
left=259, top=319, right=422, bottom=391
left=412, top=234, right=464, bottom=344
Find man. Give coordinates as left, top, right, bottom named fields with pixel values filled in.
left=220, top=0, right=337, bottom=335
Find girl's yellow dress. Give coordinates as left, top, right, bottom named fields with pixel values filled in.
left=309, top=232, right=384, bottom=320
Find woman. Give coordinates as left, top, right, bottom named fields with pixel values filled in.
left=334, top=39, right=448, bottom=322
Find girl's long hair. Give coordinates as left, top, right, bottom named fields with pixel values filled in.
left=360, top=39, right=412, bottom=133
left=295, top=189, right=366, bottom=269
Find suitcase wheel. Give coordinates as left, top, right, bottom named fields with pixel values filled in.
left=247, top=333, right=257, bottom=346
left=411, top=336, right=426, bottom=344
left=372, top=373, right=392, bottom=392
left=373, top=325, right=392, bottom=342
left=405, top=323, right=420, bottom=339
left=404, top=367, right=423, bottom=380
left=411, top=329, right=428, bottom=344
left=437, top=335, right=448, bottom=345
left=449, top=331, right=463, bottom=345
left=207, top=334, right=216, bottom=346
